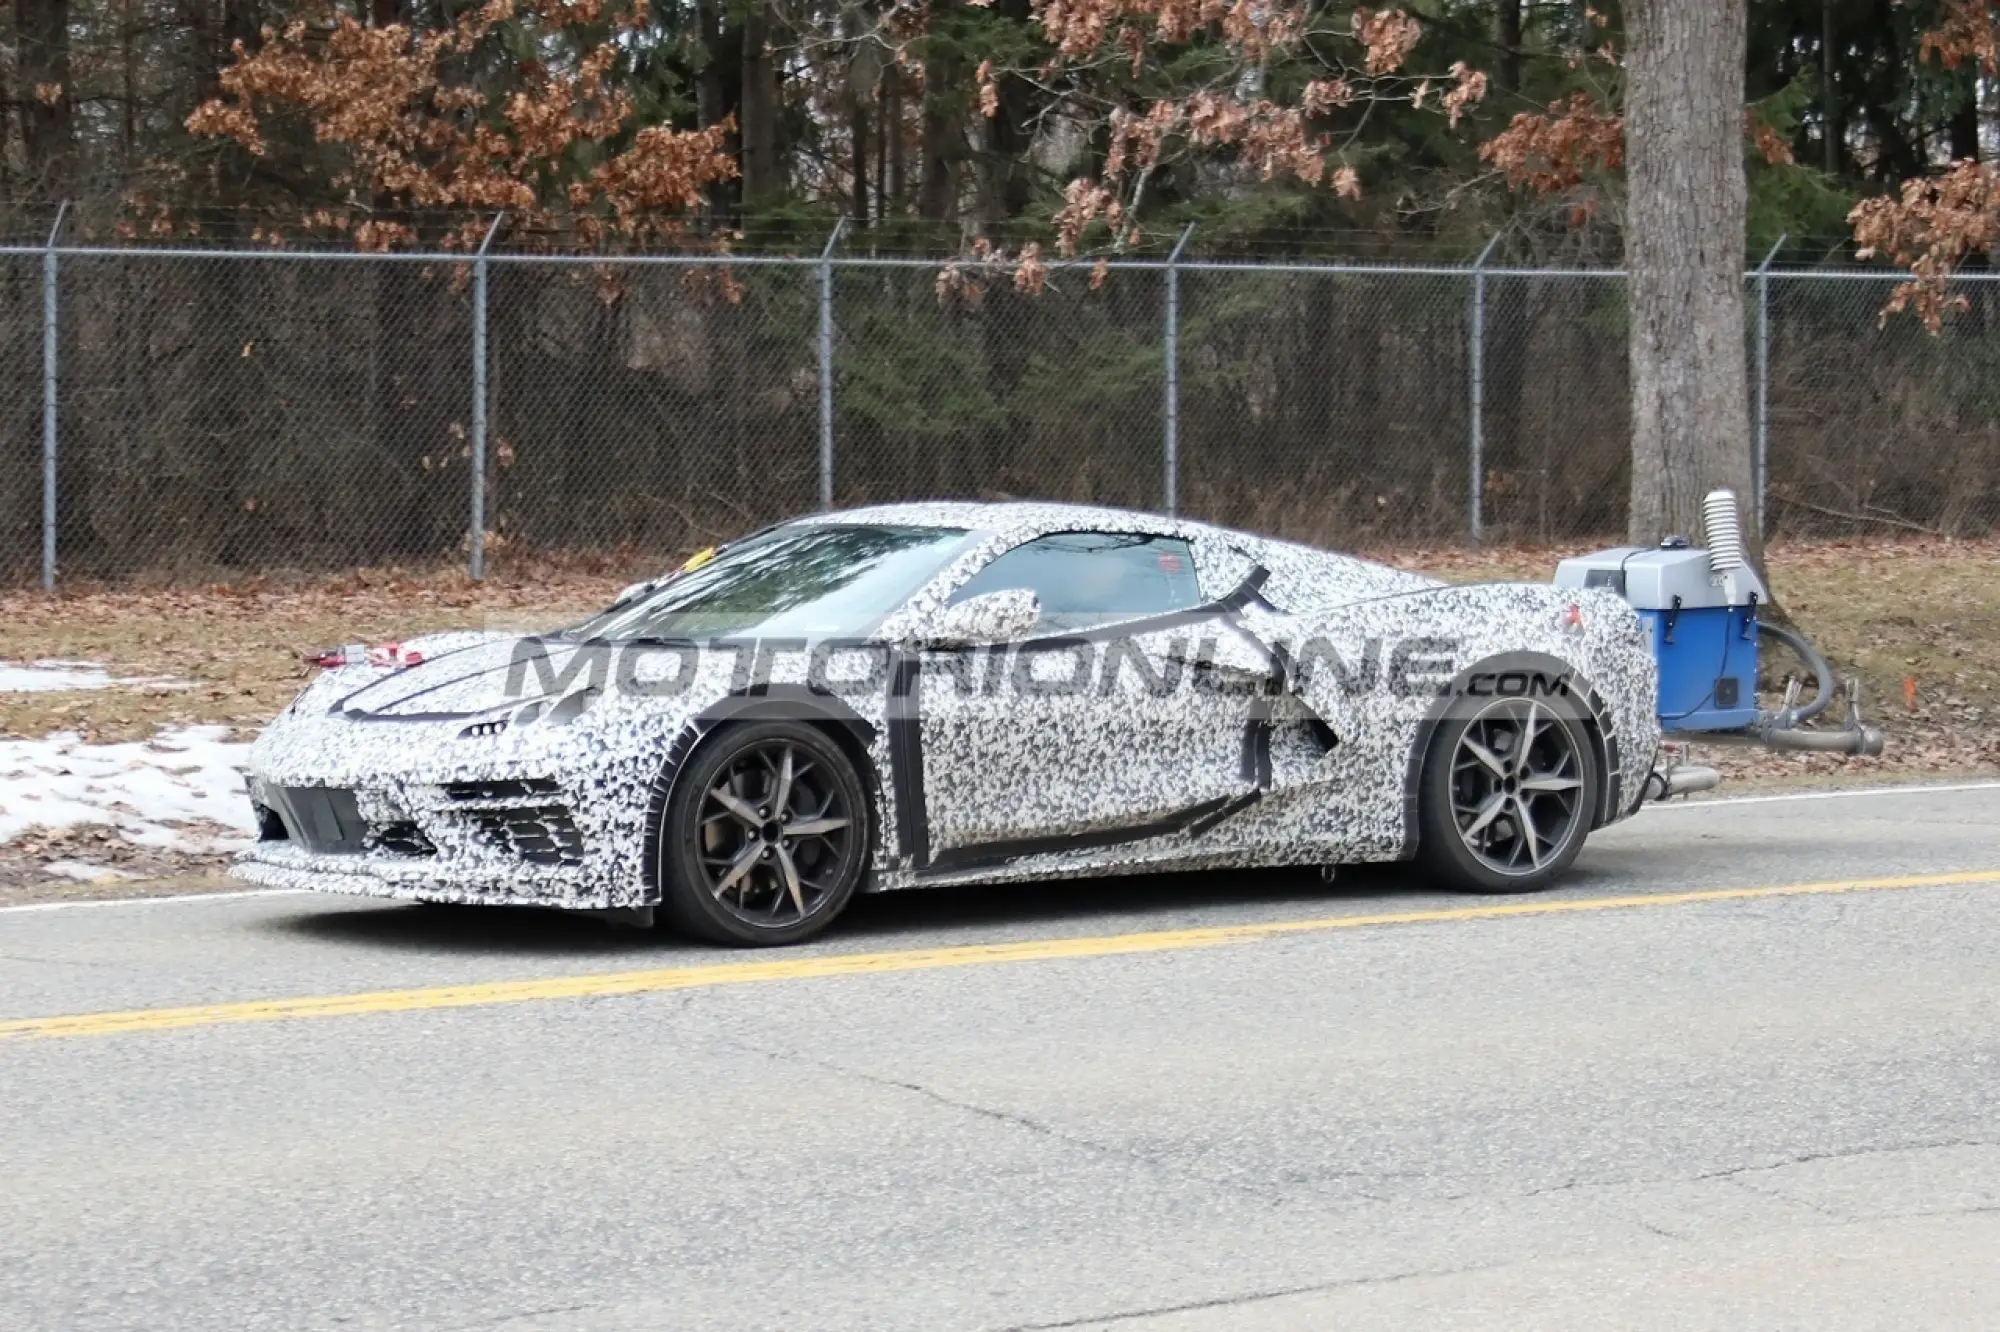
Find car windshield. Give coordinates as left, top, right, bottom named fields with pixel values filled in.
left=564, top=523, right=973, bottom=641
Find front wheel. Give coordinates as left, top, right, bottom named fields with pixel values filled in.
left=657, top=721, right=871, bottom=946
left=1416, top=694, right=1600, bottom=894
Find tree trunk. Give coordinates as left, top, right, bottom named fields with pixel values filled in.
left=1949, top=78, right=1986, bottom=335
left=976, top=0, right=1036, bottom=225
left=1495, top=0, right=1523, bottom=97
left=1859, top=6, right=1920, bottom=184
left=696, top=0, right=741, bottom=216
left=1948, top=90, right=1980, bottom=164
left=739, top=5, right=779, bottom=205
left=15, top=0, right=73, bottom=190
left=919, top=5, right=961, bottom=223
left=851, top=101, right=870, bottom=223
left=875, top=82, right=889, bottom=219
left=223, top=0, right=260, bottom=66
left=1624, top=0, right=1759, bottom=562
left=886, top=70, right=905, bottom=210
left=120, top=1, right=137, bottom=165
left=1820, top=0, right=1841, bottom=175
left=848, top=38, right=877, bottom=223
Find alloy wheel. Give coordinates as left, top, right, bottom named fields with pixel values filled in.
left=694, top=738, right=858, bottom=927
left=1448, top=698, right=1588, bottom=876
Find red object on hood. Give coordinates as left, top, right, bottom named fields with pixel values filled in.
left=305, top=643, right=424, bottom=669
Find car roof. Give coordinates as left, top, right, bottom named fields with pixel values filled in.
left=800, top=499, right=1204, bottom=540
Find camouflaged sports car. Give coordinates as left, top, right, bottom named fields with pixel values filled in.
left=233, top=501, right=1662, bottom=945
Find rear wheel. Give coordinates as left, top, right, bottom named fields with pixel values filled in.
left=1416, top=694, right=1599, bottom=894
left=658, top=721, right=870, bottom=946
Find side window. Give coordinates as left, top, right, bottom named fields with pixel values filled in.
left=950, top=532, right=1204, bottom=631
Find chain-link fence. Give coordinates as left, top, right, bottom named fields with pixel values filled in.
left=0, top=251, right=40, bottom=577
left=2, top=233, right=1997, bottom=585
left=1764, top=273, right=2000, bottom=537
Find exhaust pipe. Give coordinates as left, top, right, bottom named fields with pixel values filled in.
left=1645, top=764, right=1721, bottom=801
left=1760, top=725, right=1885, bottom=757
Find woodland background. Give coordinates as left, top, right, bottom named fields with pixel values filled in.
left=2, top=1, right=1997, bottom=578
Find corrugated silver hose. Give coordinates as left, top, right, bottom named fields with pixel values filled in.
left=1703, top=490, right=1747, bottom=575
left=1753, top=620, right=1883, bottom=754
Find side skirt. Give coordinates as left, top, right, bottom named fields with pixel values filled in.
left=916, top=791, right=1263, bottom=879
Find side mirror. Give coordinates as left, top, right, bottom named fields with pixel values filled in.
left=612, top=580, right=655, bottom=607
left=922, top=589, right=1041, bottom=648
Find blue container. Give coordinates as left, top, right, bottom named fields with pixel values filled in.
left=1642, top=604, right=1761, bottom=732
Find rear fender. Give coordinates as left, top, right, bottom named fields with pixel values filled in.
left=1398, top=651, right=1618, bottom=858
left=1227, top=604, right=1359, bottom=750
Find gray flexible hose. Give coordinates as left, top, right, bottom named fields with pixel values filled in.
left=1755, top=619, right=1837, bottom=728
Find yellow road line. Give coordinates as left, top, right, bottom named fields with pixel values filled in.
left=7, top=868, right=1999, bottom=1044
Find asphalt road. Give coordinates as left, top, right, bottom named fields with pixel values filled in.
left=4, top=783, right=1999, bottom=1331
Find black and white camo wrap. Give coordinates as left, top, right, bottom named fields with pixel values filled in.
left=233, top=501, right=1660, bottom=910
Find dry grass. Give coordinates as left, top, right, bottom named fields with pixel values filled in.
left=3, top=538, right=1995, bottom=779
left=0, top=559, right=648, bottom=743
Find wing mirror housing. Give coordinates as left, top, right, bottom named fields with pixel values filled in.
left=612, top=578, right=657, bottom=607
left=921, top=589, right=1041, bottom=648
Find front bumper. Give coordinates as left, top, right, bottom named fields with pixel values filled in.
left=231, top=841, right=624, bottom=910
left=233, top=772, right=650, bottom=911
left=237, top=656, right=715, bottom=911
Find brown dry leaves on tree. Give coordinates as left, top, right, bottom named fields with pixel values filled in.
left=1481, top=92, right=1624, bottom=195
left=1852, top=1, right=1999, bottom=330
left=1917, top=0, right=2000, bottom=69
left=1039, top=6, right=1487, bottom=255
left=1748, top=114, right=1794, bottom=167
left=935, top=238, right=1051, bottom=306
left=185, top=0, right=736, bottom=249
left=1480, top=30, right=1795, bottom=225
left=1853, top=162, right=2000, bottom=331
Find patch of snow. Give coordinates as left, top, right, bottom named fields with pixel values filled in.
left=0, top=660, right=118, bottom=692
left=0, top=725, right=257, bottom=850
left=0, top=659, right=191, bottom=693
left=42, top=859, right=140, bottom=883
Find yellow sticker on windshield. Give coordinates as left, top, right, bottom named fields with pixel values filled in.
left=681, top=546, right=717, bottom=572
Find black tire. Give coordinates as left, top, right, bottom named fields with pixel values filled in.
left=1415, top=691, right=1601, bottom=895
left=657, top=720, right=871, bottom=946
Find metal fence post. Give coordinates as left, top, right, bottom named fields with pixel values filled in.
left=1754, top=233, right=1786, bottom=536
left=819, top=217, right=847, bottom=511
left=41, top=201, right=68, bottom=591
left=1163, top=224, right=1195, bottom=516
left=1467, top=233, right=1500, bottom=545
left=468, top=212, right=504, bottom=581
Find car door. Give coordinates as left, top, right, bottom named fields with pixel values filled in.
left=911, top=531, right=1263, bottom=871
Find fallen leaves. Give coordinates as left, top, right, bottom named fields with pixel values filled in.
left=0, top=556, right=642, bottom=744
